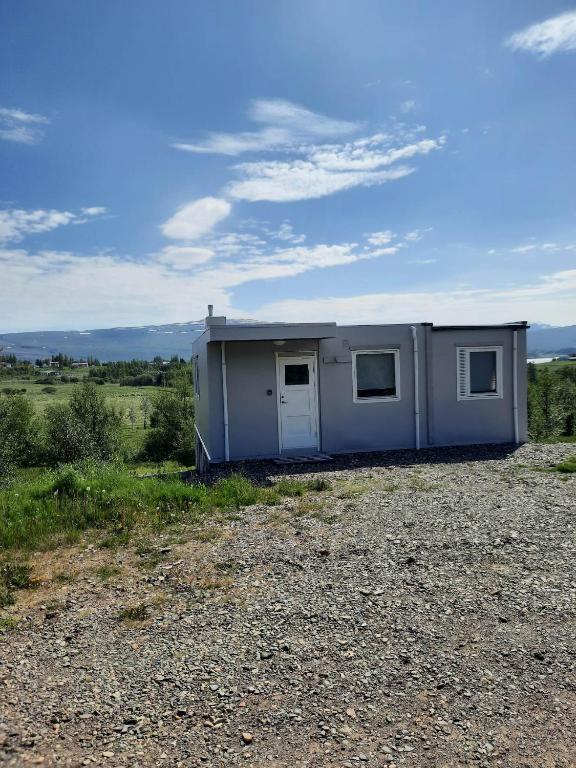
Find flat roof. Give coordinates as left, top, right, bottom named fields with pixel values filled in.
left=194, top=320, right=529, bottom=344
left=200, top=322, right=337, bottom=344
left=430, top=322, right=529, bottom=331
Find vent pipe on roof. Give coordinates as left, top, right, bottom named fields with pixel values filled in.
left=208, top=304, right=213, bottom=317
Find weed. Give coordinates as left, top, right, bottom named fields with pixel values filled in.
left=272, top=478, right=306, bottom=497
left=307, top=477, right=332, bottom=492
left=119, top=603, right=149, bottom=621
left=193, top=526, right=222, bottom=543
left=53, top=570, right=76, bottom=584
left=336, top=481, right=369, bottom=499
left=0, top=561, right=33, bottom=608
left=552, top=456, right=576, bottom=473
left=0, top=617, right=19, bottom=633
left=0, top=465, right=330, bottom=553
left=95, top=565, right=122, bottom=580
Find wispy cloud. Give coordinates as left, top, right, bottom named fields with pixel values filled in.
left=227, top=161, right=415, bottom=203
left=0, top=206, right=106, bottom=245
left=251, top=269, right=576, bottom=327
left=173, top=98, right=357, bottom=156
left=506, top=11, right=576, bottom=57
left=399, top=100, right=417, bottom=114
left=226, top=133, right=444, bottom=203
left=173, top=99, right=444, bottom=203
left=161, top=197, right=231, bottom=240
left=0, top=208, right=424, bottom=330
left=0, top=107, right=49, bottom=144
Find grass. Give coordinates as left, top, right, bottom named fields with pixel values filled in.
left=0, top=561, right=34, bottom=608
left=0, top=463, right=316, bottom=552
left=119, top=603, right=149, bottom=622
left=552, top=455, right=576, bottom=473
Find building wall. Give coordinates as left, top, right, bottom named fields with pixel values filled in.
left=318, top=325, right=424, bottom=453
left=225, top=339, right=319, bottom=460
left=195, top=324, right=528, bottom=462
left=426, top=327, right=523, bottom=446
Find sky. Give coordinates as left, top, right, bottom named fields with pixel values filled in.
left=0, top=0, right=575, bottom=332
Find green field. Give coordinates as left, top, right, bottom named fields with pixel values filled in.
left=1, top=373, right=162, bottom=458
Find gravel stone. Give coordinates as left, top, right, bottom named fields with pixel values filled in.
left=1, top=443, right=575, bottom=767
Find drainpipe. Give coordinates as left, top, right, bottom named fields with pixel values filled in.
left=513, top=330, right=519, bottom=444
left=221, top=341, right=230, bottom=461
left=410, top=326, right=420, bottom=450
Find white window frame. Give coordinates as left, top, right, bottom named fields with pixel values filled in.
left=456, top=346, right=503, bottom=401
left=352, top=349, right=401, bottom=404
left=193, top=356, right=200, bottom=399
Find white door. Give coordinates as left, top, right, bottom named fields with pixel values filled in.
left=277, top=355, right=319, bottom=451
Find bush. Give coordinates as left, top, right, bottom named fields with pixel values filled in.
left=143, top=385, right=195, bottom=465
left=41, top=386, right=57, bottom=394
left=0, top=394, right=38, bottom=479
left=43, top=381, right=122, bottom=465
left=120, top=374, right=156, bottom=387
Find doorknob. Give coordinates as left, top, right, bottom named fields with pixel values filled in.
left=280, top=396, right=287, bottom=404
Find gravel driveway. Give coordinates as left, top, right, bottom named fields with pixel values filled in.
left=1, top=443, right=575, bottom=767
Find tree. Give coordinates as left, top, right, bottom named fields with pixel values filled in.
left=0, top=394, right=37, bottom=479
left=44, top=381, right=122, bottom=464
left=143, top=382, right=195, bottom=464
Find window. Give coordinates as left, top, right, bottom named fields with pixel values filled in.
left=193, top=356, right=200, bottom=399
left=284, top=363, right=309, bottom=386
left=457, top=346, right=503, bottom=400
left=352, top=349, right=400, bottom=402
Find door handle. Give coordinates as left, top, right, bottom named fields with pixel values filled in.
left=280, top=396, right=287, bottom=404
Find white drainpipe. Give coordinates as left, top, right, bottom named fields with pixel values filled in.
left=410, top=326, right=421, bottom=450
left=513, top=330, right=519, bottom=444
left=221, top=341, right=230, bottom=461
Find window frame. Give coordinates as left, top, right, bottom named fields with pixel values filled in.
left=456, top=346, right=503, bottom=401
left=351, top=349, right=401, bottom=404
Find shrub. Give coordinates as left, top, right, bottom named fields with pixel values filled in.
left=41, top=386, right=57, bottom=394
left=0, top=394, right=38, bottom=479
left=43, top=381, right=122, bottom=465
left=143, top=384, right=195, bottom=465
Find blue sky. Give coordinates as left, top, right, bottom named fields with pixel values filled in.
left=1, top=0, right=575, bottom=331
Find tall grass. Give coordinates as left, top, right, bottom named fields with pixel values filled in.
left=0, top=463, right=312, bottom=551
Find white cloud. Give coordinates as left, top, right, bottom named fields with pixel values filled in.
left=173, top=99, right=443, bottom=204
left=250, top=269, right=576, bottom=327
left=0, top=207, right=106, bottom=245
left=0, top=107, right=49, bottom=144
left=366, top=230, right=394, bottom=246
left=506, top=11, right=576, bottom=57
left=161, top=197, right=231, bottom=240
left=81, top=206, right=107, bottom=217
left=228, top=162, right=415, bottom=203
left=400, top=100, right=417, bottom=114
left=173, top=98, right=357, bottom=156
left=156, top=245, right=215, bottom=269
left=0, top=220, right=420, bottom=330
left=227, top=134, right=444, bottom=203
left=249, top=98, right=357, bottom=137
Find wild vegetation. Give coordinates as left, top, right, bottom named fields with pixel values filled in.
left=527, top=361, right=576, bottom=441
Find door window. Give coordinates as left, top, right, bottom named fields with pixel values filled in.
left=284, top=363, right=309, bottom=386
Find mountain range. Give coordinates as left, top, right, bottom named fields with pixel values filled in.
left=0, top=321, right=575, bottom=362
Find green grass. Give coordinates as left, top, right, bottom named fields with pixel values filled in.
left=0, top=463, right=312, bottom=552
left=0, top=561, right=33, bottom=608
left=552, top=455, right=576, bottom=473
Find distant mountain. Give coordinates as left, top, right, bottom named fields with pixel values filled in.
left=527, top=324, right=576, bottom=357
left=1, top=320, right=575, bottom=362
left=0, top=321, right=211, bottom=362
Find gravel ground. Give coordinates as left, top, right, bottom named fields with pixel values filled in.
left=1, top=443, right=575, bottom=768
